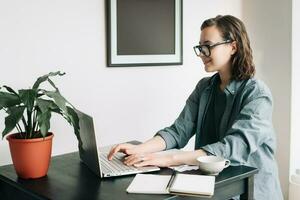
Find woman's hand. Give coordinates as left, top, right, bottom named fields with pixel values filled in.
left=107, top=143, right=140, bottom=160
left=124, top=153, right=175, bottom=168
left=107, top=136, right=167, bottom=161
left=123, top=149, right=208, bottom=167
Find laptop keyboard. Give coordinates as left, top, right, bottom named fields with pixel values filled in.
left=99, top=152, right=138, bottom=174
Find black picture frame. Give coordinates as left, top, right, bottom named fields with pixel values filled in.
left=106, top=0, right=183, bottom=67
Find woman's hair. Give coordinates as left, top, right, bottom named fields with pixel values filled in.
left=201, top=15, right=255, bottom=80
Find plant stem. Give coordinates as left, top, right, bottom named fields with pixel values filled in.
left=16, top=123, right=22, bottom=132
left=17, top=124, right=26, bottom=139
left=15, top=124, right=22, bottom=137
left=21, top=116, right=28, bottom=139
left=32, top=109, right=37, bottom=136
left=27, top=109, right=32, bottom=138
left=35, top=110, right=39, bottom=134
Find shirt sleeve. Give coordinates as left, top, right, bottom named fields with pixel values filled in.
left=201, top=90, right=276, bottom=165
left=155, top=80, right=205, bottom=150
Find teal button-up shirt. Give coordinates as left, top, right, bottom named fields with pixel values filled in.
left=157, top=73, right=283, bottom=200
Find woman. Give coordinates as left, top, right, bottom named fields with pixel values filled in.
left=108, top=15, right=283, bottom=199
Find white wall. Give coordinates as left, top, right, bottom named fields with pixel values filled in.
left=242, top=0, right=292, bottom=199
left=291, top=0, right=300, bottom=185
left=0, top=0, right=241, bottom=164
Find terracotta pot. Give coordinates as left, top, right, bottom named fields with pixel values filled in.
left=6, top=133, right=54, bottom=179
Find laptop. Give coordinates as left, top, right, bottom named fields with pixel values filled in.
left=76, top=110, right=160, bottom=178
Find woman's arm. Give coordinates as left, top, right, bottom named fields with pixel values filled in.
left=107, top=136, right=166, bottom=160
left=172, top=149, right=208, bottom=165
left=138, top=136, right=167, bottom=153
left=201, top=86, right=275, bottom=165
left=109, top=135, right=208, bottom=167
left=156, top=79, right=207, bottom=150
left=126, top=149, right=208, bottom=167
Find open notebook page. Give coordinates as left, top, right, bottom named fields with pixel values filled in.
left=126, top=174, right=171, bottom=194
left=170, top=173, right=215, bottom=196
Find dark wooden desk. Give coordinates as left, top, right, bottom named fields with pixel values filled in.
left=0, top=152, right=258, bottom=200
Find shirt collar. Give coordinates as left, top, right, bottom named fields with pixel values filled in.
left=225, top=77, right=246, bottom=95
left=207, top=73, right=246, bottom=95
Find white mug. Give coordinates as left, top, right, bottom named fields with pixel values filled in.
left=196, top=156, right=231, bottom=175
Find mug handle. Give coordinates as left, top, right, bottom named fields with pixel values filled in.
left=224, top=159, right=231, bottom=168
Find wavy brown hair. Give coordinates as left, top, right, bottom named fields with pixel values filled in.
left=201, top=15, right=255, bottom=80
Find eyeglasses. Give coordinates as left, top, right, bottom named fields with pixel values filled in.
left=193, top=40, right=232, bottom=57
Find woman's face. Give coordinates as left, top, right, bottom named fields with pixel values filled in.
left=199, top=26, right=236, bottom=74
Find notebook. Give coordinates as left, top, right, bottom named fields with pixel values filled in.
left=126, top=174, right=171, bottom=194
left=126, top=172, right=215, bottom=197
left=168, top=173, right=215, bottom=197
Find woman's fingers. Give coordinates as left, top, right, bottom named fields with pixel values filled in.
left=112, top=150, right=174, bottom=167
left=124, top=148, right=135, bottom=155
left=124, top=154, right=147, bottom=166
left=107, top=143, right=134, bottom=160
left=132, top=154, right=172, bottom=167
left=134, top=154, right=157, bottom=167
left=107, top=145, right=121, bottom=160
left=134, top=160, right=153, bottom=167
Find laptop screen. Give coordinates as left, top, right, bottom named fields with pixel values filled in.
left=76, top=110, right=101, bottom=177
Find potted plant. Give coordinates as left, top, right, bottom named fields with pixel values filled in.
left=0, top=71, right=82, bottom=179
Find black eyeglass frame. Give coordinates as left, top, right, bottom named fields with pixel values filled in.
left=193, top=40, right=233, bottom=57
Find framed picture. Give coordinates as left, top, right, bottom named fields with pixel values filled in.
left=106, top=0, right=183, bottom=67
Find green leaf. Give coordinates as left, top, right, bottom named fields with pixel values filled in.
left=2, top=106, right=26, bottom=138
left=32, top=71, right=65, bottom=90
left=47, top=78, right=59, bottom=91
left=36, top=98, right=58, bottom=113
left=43, top=91, right=75, bottom=126
left=36, top=98, right=66, bottom=137
left=0, top=91, right=21, bottom=109
left=37, top=110, right=51, bottom=137
left=66, top=106, right=80, bottom=135
left=2, top=85, right=19, bottom=96
left=18, top=89, right=37, bottom=112
left=66, top=107, right=83, bottom=150
left=36, top=98, right=68, bottom=128
left=44, top=91, right=68, bottom=114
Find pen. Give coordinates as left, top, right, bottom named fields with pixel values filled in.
left=166, top=170, right=177, bottom=190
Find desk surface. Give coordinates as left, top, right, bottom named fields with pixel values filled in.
left=0, top=152, right=258, bottom=200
